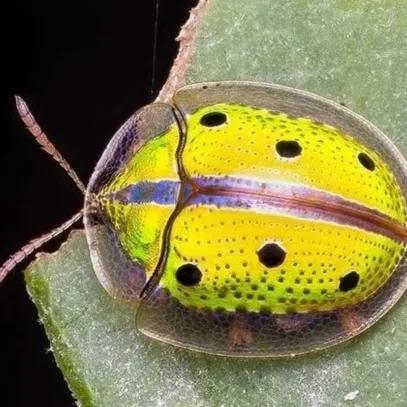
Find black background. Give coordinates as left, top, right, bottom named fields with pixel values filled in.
left=1, top=1, right=197, bottom=405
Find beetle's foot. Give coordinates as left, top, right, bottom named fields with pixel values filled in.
left=274, top=313, right=309, bottom=333
left=229, top=318, right=253, bottom=347
left=337, top=308, right=363, bottom=334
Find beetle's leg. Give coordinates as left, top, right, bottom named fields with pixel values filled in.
left=337, top=308, right=363, bottom=334
left=274, top=313, right=310, bottom=333
left=0, top=210, right=83, bottom=283
left=228, top=315, right=253, bottom=347
left=15, top=96, right=86, bottom=194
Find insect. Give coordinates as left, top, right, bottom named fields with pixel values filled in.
left=2, top=82, right=406, bottom=357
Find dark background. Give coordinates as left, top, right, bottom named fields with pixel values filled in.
left=1, top=1, right=197, bottom=405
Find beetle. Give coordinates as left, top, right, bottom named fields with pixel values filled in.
left=2, top=81, right=406, bottom=357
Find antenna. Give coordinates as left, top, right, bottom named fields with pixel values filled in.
left=15, top=96, right=86, bottom=194
left=0, top=97, right=86, bottom=283
left=0, top=211, right=83, bottom=283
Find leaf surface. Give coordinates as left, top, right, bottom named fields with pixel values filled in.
left=26, top=1, right=407, bottom=405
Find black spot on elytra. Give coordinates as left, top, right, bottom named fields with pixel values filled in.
left=200, top=112, right=227, bottom=127
left=176, top=264, right=202, bottom=286
left=257, top=243, right=286, bottom=268
left=358, top=152, right=375, bottom=171
left=339, top=271, right=360, bottom=292
left=276, top=140, right=302, bottom=158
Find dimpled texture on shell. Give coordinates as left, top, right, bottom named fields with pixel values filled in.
left=159, top=103, right=406, bottom=314
left=86, top=82, right=407, bottom=356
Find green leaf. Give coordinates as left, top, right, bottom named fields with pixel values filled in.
left=26, top=1, right=407, bottom=406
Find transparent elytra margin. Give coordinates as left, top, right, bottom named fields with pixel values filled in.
left=135, top=254, right=406, bottom=357
left=84, top=82, right=407, bottom=357
left=84, top=102, right=181, bottom=301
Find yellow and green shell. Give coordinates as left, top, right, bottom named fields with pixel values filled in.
left=84, top=82, right=407, bottom=357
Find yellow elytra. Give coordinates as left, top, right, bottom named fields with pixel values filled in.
left=157, top=103, right=407, bottom=314
left=85, top=82, right=407, bottom=356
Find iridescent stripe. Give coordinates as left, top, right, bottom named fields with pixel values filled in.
left=108, top=180, right=180, bottom=205
left=189, top=176, right=407, bottom=243
left=106, top=176, right=407, bottom=242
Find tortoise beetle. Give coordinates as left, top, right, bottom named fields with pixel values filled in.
left=4, top=82, right=407, bottom=357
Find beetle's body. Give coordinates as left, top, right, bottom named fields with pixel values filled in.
left=4, top=82, right=406, bottom=357
left=97, top=102, right=406, bottom=315
left=82, top=82, right=407, bottom=356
